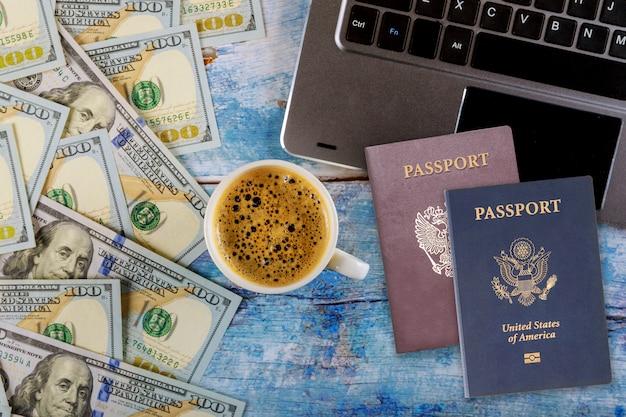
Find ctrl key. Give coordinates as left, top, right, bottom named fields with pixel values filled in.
left=346, top=5, right=379, bottom=45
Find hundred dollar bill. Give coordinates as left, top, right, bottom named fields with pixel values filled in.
left=42, top=129, right=135, bottom=238
left=0, top=0, right=65, bottom=82
left=0, top=82, right=69, bottom=211
left=10, top=25, right=211, bottom=266
left=0, top=279, right=123, bottom=360
left=0, top=321, right=246, bottom=417
left=0, top=127, right=35, bottom=255
left=55, top=0, right=181, bottom=45
left=84, top=24, right=222, bottom=155
left=0, top=197, right=243, bottom=384
left=180, top=0, right=265, bottom=47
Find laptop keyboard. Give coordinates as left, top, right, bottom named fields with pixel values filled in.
left=339, top=0, right=626, bottom=100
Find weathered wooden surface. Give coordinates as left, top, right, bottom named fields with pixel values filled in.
left=182, top=0, right=626, bottom=414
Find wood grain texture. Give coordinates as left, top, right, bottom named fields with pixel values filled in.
left=180, top=0, right=626, bottom=414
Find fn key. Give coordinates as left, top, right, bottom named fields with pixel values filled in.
left=378, top=12, right=411, bottom=51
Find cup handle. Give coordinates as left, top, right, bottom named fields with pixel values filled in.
left=327, top=249, right=369, bottom=280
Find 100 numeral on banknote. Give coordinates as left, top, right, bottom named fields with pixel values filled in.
left=0, top=0, right=66, bottom=82
left=181, top=0, right=265, bottom=46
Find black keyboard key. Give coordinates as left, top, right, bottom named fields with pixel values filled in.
left=545, top=16, right=577, bottom=46
left=345, top=5, right=379, bottom=45
left=471, top=32, right=626, bottom=100
left=378, top=12, right=411, bottom=51
left=600, top=0, right=626, bottom=26
left=512, top=9, right=545, bottom=39
left=409, top=19, right=442, bottom=58
left=536, top=0, right=566, bottom=12
left=480, top=2, right=513, bottom=32
left=416, top=0, right=447, bottom=18
left=610, top=30, right=626, bottom=58
left=567, top=0, right=600, bottom=19
left=448, top=0, right=480, bottom=25
left=357, top=0, right=412, bottom=11
left=440, top=25, right=473, bottom=64
left=577, top=23, right=609, bottom=53
left=504, top=0, right=531, bottom=4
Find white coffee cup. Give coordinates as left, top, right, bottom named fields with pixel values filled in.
left=204, top=160, right=369, bottom=294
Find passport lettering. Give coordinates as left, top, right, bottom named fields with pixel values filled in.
left=502, top=320, right=561, bottom=345
left=474, top=199, right=561, bottom=220
left=403, top=152, right=490, bottom=178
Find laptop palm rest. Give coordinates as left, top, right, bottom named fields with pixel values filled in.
left=456, top=87, right=621, bottom=209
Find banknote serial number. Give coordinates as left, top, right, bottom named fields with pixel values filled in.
left=129, top=339, right=179, bottom=369
left=182, top=0, right=238, bottom=13
left=0, top=31, right=35, bottom=46
left=147, top=112, right=191, bottom=128
left=0, top=349, right=32, bottom=368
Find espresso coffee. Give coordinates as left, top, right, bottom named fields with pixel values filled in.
left=212, top=165, right=332, bottom=287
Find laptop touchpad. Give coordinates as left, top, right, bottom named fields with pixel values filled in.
left=456, top=87, right=621, bottom=209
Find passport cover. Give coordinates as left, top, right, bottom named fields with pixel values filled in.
left=364, top=126, right=519, bottom=353
left=445, top=176, right=611, bottom=397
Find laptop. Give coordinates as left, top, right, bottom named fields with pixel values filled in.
left=280, top=0, right=626, bottom=226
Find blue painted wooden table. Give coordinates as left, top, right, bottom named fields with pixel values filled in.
left=180, top=0, right=626, bottom=414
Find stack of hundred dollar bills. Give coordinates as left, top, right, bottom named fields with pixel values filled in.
left=0, top=1, right=266, bottom=415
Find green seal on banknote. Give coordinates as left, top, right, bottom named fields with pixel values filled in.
left=143, top=307, right=172, bottom=338
left=131, top=80, right=161, bottom=111
left=43, top=323, right=73, bottom=344
left=131, top=201, right=161, bottom=231
left=46, top=188, right=75, bottom=209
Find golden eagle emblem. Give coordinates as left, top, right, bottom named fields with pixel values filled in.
left=414, top=206, right=452, bottom=277
left=492, top=237, right=557, bottom=306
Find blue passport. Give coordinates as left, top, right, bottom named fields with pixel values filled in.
left=445, top=176, right=611, bottom=397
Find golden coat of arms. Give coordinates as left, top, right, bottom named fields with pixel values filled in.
left=492, top=237, right=557, bottom=306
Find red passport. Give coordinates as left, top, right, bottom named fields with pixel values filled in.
left=365, top=126, right=519, bottom=353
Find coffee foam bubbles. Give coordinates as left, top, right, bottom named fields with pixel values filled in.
left=214, top=166, right=331, bottom=287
